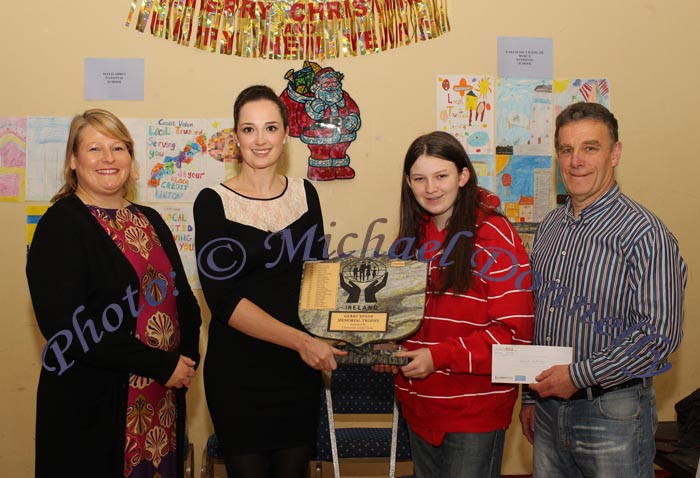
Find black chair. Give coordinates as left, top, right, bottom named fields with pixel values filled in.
left=200, top=433, right=225, bottom=478
left=313, top=365, right=412, bottom=478
left=654, top=421, right=700, bottom=478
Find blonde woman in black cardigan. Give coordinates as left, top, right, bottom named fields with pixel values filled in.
left=26, top=109, right=201, bottom=478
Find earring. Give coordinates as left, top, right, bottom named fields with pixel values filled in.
left=283, top=139, right=287, bottom=145
left=236, top=143, right=240, bottom=147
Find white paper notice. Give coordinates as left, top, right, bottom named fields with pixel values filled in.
left=492, top=344, right=572, bottom=384
left=84, top=58, right=144, bottom=101
left=497, top=37, right=553, bottom=78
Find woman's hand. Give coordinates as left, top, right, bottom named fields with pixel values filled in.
left=297, top=335, right=347, bottom=371
left=165, top=355, right=196, bottom=389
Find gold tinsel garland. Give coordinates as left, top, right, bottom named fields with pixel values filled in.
left=125, top=0, right=450, bottom=60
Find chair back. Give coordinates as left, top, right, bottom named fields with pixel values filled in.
left=329, top=365, right=396, bottom=414
left=315, top=365, right=412, bottom=466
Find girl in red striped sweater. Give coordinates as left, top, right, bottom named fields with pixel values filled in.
left=390, top=131, right=534, bottom=478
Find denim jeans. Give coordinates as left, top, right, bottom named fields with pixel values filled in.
left=533, top=381, right=657, bottom=478
left=408, top=426, right=505, bottom=478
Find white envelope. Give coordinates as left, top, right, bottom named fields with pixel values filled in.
left=491, top=344, right=573, bottom=384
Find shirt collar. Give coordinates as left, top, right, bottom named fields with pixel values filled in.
left=564, top=183, right=621, bottom=221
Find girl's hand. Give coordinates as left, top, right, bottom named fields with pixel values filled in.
left=398, top=348, right=434, bottom=379
left=372, top=364, right=400, bottom=374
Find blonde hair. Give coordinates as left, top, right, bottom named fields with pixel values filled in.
left=52, top=109, right=137, bottom=203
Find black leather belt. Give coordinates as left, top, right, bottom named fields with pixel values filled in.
left=566, top=378, right=645, bottom=401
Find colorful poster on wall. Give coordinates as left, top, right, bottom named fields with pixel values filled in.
left=152, top=204, right=199, bottom=289
left=553, top=78, right=610, bottom=117
left=26, top=204, right=50, bottom=249
left=143, top=118, right=232, bottom=203
left=120, top=119, right=148, bottom=201
left=495, top=154, right=553, bottom=225
left=512, top=222, right=538, bottom=255
left=496, top=78, right=553, bottom=156
left=26, top=117, right=71, bottom=201
left=495, top=78, right=555, bottom=221
left=471, top=154, right=496, bottom=192
left=0, top=117, right=27, bottom=201
left=436, top=75, right=495, bottom=155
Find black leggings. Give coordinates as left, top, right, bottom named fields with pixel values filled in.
left=225, top=446, right=313, bottom=478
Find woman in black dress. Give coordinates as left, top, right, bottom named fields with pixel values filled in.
left=194, top=85, right=344, bottom=477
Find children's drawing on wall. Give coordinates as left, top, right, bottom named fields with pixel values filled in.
left=143, top=118, right=230, bottom=202
left=280, top=61, right=361, bottom=181
left=513, top=222, right=538, bottom=255
left=0, top=117, right=27, bottom=201
left=553, top=78, right=610, bottom=117
left=436, top=75, right=495, bottom=155
left=496, top=154, right=553, bottom=225
left=552, top=78, right=611, bottom=203
left=496, top=78, right=553, bottom=156
left=470, top=154, right=496, bottom=192
left=116, top=118, right=147, bottom=201
left=26, top=204, right=49, bottom=250
left=207, top=127, right=239, bottom=181
left=152, top=204, right=200, bottom=289
left=26, top=117, right=71, bottom=201
left=495, top=78, right=555, bottom=223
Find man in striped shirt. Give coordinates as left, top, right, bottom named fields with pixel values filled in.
left=519, top=102, right=687, bottom=477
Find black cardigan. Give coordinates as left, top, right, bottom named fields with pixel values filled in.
left=26, top=195, right=201, bottom=478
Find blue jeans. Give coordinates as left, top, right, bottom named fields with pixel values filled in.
left=533, top=381, right=657, bottom=478
left=408, top=426, right=505, bottom=478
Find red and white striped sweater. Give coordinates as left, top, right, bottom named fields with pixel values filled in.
left=395, top=200, right=534, bottom=446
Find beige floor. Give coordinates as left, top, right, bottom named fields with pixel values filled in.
left=310, top=459, right=414, bottom=478
left=202, top=459, right=413, bottom=478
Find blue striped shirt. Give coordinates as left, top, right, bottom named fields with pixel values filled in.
left=526, top=183, right=687, bottom=397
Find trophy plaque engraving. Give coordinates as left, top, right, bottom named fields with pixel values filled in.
left=299, top=253, right=427, bottom=365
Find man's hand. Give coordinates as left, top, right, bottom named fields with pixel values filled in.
left=519, top=404, right=536, bottom=445
left=529, top=364, right=579, bottom=399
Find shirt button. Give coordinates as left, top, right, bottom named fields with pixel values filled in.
left=555, top=278, right=561, bottom=283
left=561, top=251, right=566, bottom=256
left=546, top=337, right=551, bottom=343
left=549, top=307, right=555, bottom=312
